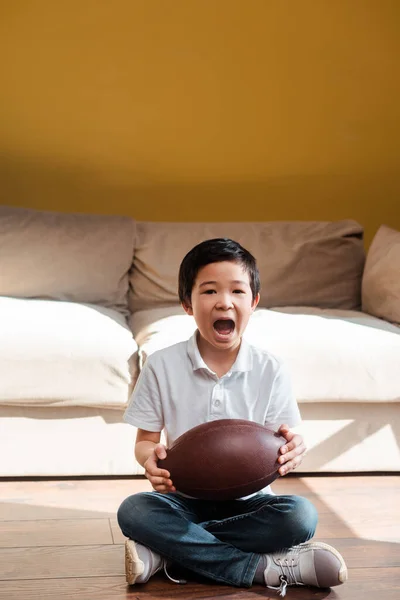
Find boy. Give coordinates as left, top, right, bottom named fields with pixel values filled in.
left=118, top=238, right=347, bottom=595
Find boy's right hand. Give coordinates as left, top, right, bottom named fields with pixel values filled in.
left=143, top=443, right=176, bottom=494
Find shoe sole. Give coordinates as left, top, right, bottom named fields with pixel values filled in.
left=298, top=541, right=348, bottom=584
left=125, top=539, right=144, bottom=585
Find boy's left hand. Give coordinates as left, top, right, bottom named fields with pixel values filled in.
left=277, top=424, right=307, bottom=476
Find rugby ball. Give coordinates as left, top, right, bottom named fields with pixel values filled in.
left=157, top=419, right=286, bottom=500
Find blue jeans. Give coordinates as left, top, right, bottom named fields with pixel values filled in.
left=117, top=491, right=318, bottom=587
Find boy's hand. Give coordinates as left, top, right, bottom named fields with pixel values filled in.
left=277, top=424, right=307, bottom=476
left=143, top=443, right=176, bottom=494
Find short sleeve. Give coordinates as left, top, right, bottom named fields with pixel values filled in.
left=264, top=361, right=301, bottom=428
left=123, top=358, right=164, bottom=432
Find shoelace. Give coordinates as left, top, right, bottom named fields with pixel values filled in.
left=163, top=560, right=187, bottom=584
left=266, top=554, right=304, bottom=597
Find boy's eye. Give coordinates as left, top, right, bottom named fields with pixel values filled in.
left=203, top=289, right=216, bottom=294
left=233, top=289, right=245, bottom=294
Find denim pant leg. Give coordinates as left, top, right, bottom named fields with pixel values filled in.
left=117, top=491, right=259, bottom=587
left=201, top=494, right=318, bottom=554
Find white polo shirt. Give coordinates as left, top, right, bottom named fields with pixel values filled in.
left=124, top=331, right=301, bottom=444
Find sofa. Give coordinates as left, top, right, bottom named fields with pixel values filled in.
left=0, top=205, right=399, bottom=477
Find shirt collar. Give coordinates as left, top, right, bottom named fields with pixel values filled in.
left=187, top=330, right=253, bottom=373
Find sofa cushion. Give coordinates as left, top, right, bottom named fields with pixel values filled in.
left=0, top=297, right=138, bottom=408
left=0, top=206, right=135, bottom=314
left=130, top=307, right=197, bottom=368
left=131, top=306, right=400, bottom=403
left=129, top=220, right=365, bottom=312
left=362, top=225, right=400, bottom=324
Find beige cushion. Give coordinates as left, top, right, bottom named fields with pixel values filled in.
left=130, top=307, right=197, bottom=367
left=362, top=225, right=400, bottom=324
left=129, top=220, right=365, bottom=311
left=132, top=306, right=400, bottom=403
left=248, top=308, right=400, bottom=403
left=0, top=297, right=138, bottom=408
left=0, top=206, right=135, bottom=314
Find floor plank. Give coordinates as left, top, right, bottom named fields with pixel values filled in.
left=314, top=512, right=400, bottom=542
left=0, top=545, right=124, bottom=581
left=109, top=518, right=126, bottom=544
left=0, top=518, right=113, bottom=548
left=0, top=478, right=152, bottom=521
left=317, top=537, right=400, bottom=568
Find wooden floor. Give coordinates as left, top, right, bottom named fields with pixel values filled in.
left=0, top=475, right=399, bottom=599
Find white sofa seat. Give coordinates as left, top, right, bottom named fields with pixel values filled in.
left=248, top=307, right=400, bottom=403
left=0, top=297, right=138, bottom=409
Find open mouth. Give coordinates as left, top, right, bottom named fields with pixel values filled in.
left=213, top=319, right=235, bottom=336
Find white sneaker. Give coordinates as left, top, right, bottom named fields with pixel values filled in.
left=124, top=540, right=186, bottom=585
left=263, top=541, right=348, bottom=596
left=125, top=540, right=163, bottom=584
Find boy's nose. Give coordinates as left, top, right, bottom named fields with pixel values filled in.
left=216, top=295, right=233, bottom=309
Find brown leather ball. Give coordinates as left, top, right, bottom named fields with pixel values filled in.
left=157, top=419, right=286, bottom=500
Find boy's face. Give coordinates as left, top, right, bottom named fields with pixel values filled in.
left=182, top=260, right=260, bottom=354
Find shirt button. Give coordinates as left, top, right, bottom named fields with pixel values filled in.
left=214, top=400, right=221, bottom=407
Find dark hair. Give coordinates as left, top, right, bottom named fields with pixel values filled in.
left=178, top=238, right=260, bottom=305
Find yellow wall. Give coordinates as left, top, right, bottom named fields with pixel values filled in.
left=1, top=1, right=399, bottom=246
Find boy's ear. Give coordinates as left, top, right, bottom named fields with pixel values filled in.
left=182, top=301, right=193, bottom=316
left=251, top=293, right=260, bottom=311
